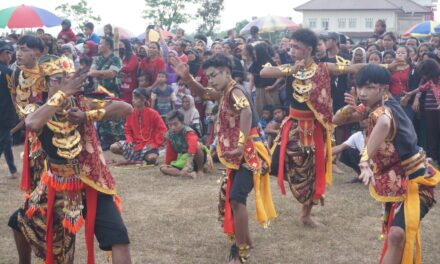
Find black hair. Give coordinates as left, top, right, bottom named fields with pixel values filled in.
left=147, top=25, right=155, bottom=30
left=417, top=59, right=440, bottom=83
left=36, top=28, right=44, bottom=33
left=406, top=37, right=419, bottom=46
left=262, top=105, right=273, bottom=112
left=290, top=29, right=318, bottom=55
left=423, top=52, right=440, bottom=64
left=138, top=73, right=152, bottom=82
left=417, top=43, right=433, bottom=61
left=157, top=71, right=168, bottom=77
left=368, top=35, right=379, bottom=40
left=104, top=24, right=113, bottom=36
left=367, top=51, right=382, bottom=63
left=8, top=33, right=19, bottom=41
left=194, top=33, right=208, bottom=44
left=79, top=56, right=93, bottom=67
left=166, top=110, right=185, bottom=123
left=202, top=53, right=234, bottom=73
left=244, top=44, right=255, bottom=61
left=396, top=45, right=412, bottom=64
left=382, top=32, right=396, bottom=43
left=272, top=105, right=285, bottom=112
left=204, top=50, right=213, bottom=57
left=250, top=26, right=259, bottom=35
left=254, top=42, right=274, bottom=68
left=367, top=44, right=380, bottom=52
left=227, top=29, right=235, bottom=36
left=100, top=36, right=114, bottom=50
left=223, top=41, right=235, bottom=50
left=383, top=50, right=396, bottom=59
left=355, top=64, right=391, bottom=87
left=376, top=19, right=386, bottom=31
left=84, top=22, right=94, bottom=30
left=17, top=35, right=45, bottom=53
left=120, top=39, right=133, bottom=60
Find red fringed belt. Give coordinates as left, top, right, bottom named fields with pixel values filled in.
left=277, top=108, right=326, bottom=200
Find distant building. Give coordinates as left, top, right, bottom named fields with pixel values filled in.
left=295, top=0, right=434, bottom=42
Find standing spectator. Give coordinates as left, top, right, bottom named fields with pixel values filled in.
left=367, top=51, right=382, bottom=64
left=278, top=37, right=293, bottom=64
left=174, top=40, right=188, bottom=63
left=382, top=32, right=397, bottom=52
left=60, top=43, right=80, bottom=69
left=119, top=39, right=139, bottom=103
left=36, top=28, right=45, bottom=38
left=89, top=36, right=124, bottom=150
left=175, top=28, right=185, bottom=41
left=104, top=24, right=114, bottom=39
left=429, top=34, right=440, bottom=49
left=84, top=22, right=100, bottom=45
left=0, top=41, right=18, bottom=179
left=82, top=40, right=98, bottom=58
left=374, top=19, right=386, bottom=38
left=151, top=71, right=176, bottom=119
left=58, top=19, right=77, bottom=43
left=383, top=50, right=396, bottom=64
left=406, top=37, right=419, bottom=49
left=249, top=42, right=279, bottom=115
left=140, top=42, right=165, bottom=84
left=247, top=26, right=263, bottom=43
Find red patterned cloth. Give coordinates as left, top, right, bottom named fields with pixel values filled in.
left=367, top=106, right=407, bottom=201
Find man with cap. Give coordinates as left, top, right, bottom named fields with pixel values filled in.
left=0, top=41, right=18, bottom=179
left=110, top=88, right=167, bottom=165
left=58, top=19, right=77, bottom=44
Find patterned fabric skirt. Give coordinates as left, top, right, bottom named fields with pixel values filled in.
left=118, top=141, right=156, bottom=161
left=18, top=191, right=76, bottom=264
left=281, top=120, right=316, bottom=205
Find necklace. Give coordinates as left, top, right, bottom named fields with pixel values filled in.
left=292, top=62, right=317, bottom=103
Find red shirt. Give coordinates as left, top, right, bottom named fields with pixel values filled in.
left=390, top=67, right=410, bottom=97
left=124, top=107, right=167, bottom=151
left=58, top=28, right=77, bottom=43
left=120, top=55, right=139, bottom=103
left=165, top=131, right=199, bottom=164
left=140, top=56, right=165, bottom=83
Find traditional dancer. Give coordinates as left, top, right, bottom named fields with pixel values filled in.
left=173, top=54, right=276, bottom=263
left=333, top=64, right=440, bottom=264
left=260, top=29, right=368, bottom=226
left=9, top=54, right=133, bottom=264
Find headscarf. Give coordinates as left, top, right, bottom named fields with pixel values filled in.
left=60, top=43, right=78, bottom=60
left=84, top=40, right=98, bottom=57
left=351, top=47, right=366, bottom=64
left=182, top=95, right=200, bottom=125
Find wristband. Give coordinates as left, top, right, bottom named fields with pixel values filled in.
left=47, top=90, right=67, bottom=108
left=238, top=131, right=246, bottom=146
left=360, top=146, right=369, bottom=162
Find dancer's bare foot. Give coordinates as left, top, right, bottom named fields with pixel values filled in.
left=300, top=215, right=323, bottom=228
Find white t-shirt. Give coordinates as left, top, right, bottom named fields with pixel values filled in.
left=343, top=131, right=365, bottom=151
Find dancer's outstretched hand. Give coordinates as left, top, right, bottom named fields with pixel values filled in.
left=358, top=161, right=375, bottom=186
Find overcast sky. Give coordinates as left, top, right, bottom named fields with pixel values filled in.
left=1, top=0, right=439, bottom=35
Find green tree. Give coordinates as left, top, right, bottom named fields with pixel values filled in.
left=143, top=0, right=197, bottom=31
left=56, top=0, right=101, bottom=32
left=234, top=19, right=250, bottom=36
left=196, top=0, right=224, bottom=36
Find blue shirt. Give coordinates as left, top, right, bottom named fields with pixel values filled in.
left=87, top=33, right=100, bottom=45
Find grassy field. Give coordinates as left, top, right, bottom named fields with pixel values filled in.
left=1, top=146, right=439, bottom=264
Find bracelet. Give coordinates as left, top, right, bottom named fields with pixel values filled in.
left=356, top=104, right=366, bottom=113
left=238, top=131, right=246, bottom=146
left=379, top=64, right=389, bottom=70
left=338, top=65, right=347, bottom=75
left=360, top=146, right=369, bottom=162
left=336, top=105, right=352, bottom=118
left=47, top=90, right=67, bottom=108
left=86, top=109, right=106, bottom=122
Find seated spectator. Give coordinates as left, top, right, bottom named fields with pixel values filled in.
left=181, top=95, right=202, bottom=136
left=331, top=120, right=367, bottom=183
left=175, top=80, right=191, bottom=109
left=259, top=105, right=273, bottom=131
left=151, top=71, right=176, bottom=119
left=110, top=88, right=167, bottom=164
left=82, top=40, right=98, bottom=58
left=79, top=56, right=93, bottom=70
left=160, top=110, right=211, bottom=178
left=264, top=105, right=286, bottom=148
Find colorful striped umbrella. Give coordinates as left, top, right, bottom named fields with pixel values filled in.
left=402, top=21, right=439, bottom=38
left=239, top=16, right=300, bottom=35
left=0, top=5, right=62, bottom=28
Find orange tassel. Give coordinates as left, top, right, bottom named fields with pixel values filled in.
left=25, top=207, right=37, bottom=219
left=39, top=207, right=46, bottom=216
left=114, top=195, right=122, bottom=214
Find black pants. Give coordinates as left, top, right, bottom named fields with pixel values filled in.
left=424, top=110, right=440, bottom=163
left=0, top=128, right=17, bottom=174
left=340, top=147, right=361, bottom=175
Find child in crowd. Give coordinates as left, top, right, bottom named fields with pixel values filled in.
left=160, top=110, right=212, bottom=178
left=264, top=105, right=286, bottom=148
left=151, top=71, right=176, bottom=119
left=367, top=51, right=382, bottom=65
left=259, top=105, right=273, bottom=131
left=383, top=50, right=396, bottom=64
left=174, top=79, right=191, bottom=109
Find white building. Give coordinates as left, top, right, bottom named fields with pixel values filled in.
left=295, top=0, right=435, bottom=41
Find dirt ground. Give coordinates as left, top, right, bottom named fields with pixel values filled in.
left=0, top=146, right=439, bottom=264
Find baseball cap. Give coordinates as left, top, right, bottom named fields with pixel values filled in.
left=0, top=41, right=14, bottom=54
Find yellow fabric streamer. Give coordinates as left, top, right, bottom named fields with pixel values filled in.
left=252, top=140, right=277, bottom=227
left=402, top=165, right=440, bottom=264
